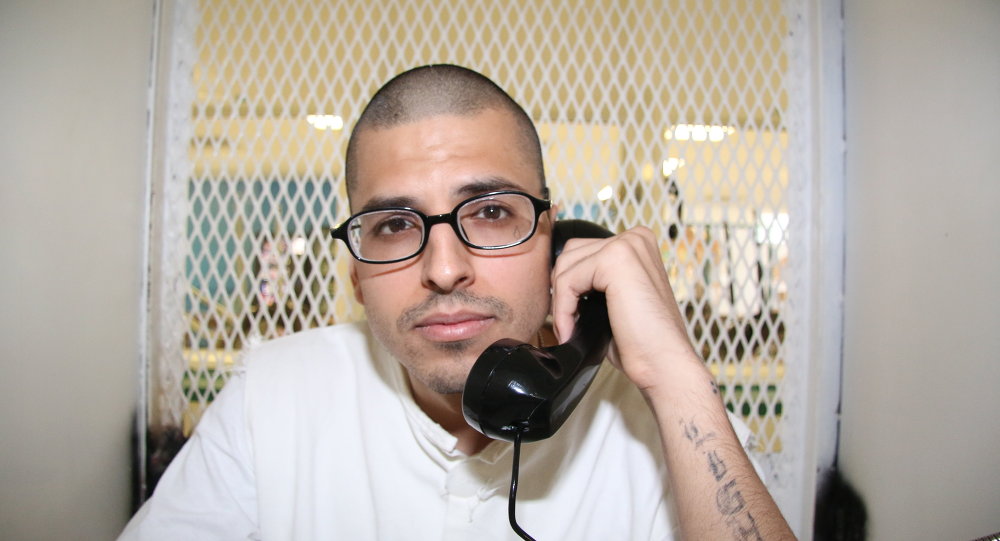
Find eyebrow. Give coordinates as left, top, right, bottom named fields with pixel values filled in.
left=453, top=176, right=524, bottom=198
left=359, top=195, right=418, bottom=213
left=358, top=176, right=527, bottom=213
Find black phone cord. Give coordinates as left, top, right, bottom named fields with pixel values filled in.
left=508, top=430, right=537, bottom=541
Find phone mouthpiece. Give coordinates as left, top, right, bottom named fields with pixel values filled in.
left=462, top=292, right=610, bottom=442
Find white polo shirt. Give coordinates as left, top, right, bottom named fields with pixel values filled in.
left=121, top=322, right=756, bottom=540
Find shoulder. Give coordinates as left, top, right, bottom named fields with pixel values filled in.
left=587, top=363, right=765, bottom=480
left=238, top=321, right=379, bottom=402
left=245, top=321, right=369, bottom=360
left=242, top=321, right=370, bottom=374
left=537, top=364, right=663, bottom=465
left=588, top=364, right=660, bottom=437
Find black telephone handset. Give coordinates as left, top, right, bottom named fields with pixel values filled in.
left=462, top=220, right=614, bottom=443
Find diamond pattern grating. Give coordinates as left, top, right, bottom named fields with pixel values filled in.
left=149, top=0, right=806, bottom=491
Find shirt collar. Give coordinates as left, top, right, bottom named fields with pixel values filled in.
left=370, top=330, right=510, bottom=466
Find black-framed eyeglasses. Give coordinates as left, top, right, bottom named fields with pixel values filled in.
left=331, top=190, right=551, bottom=264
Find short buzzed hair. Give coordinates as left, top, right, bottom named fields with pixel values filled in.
left=344, top=64, right=546, bottom=200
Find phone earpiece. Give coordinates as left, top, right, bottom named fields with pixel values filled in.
left=462, top=220, right=613, bottom=442
left=549, top=219, right=614, bottom=262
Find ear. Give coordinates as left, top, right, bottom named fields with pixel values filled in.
left=349, top=262, right=364, bottom=305
left=543, top=204, right=559, bottom=241
left=547, top=203, right=559, bottom=224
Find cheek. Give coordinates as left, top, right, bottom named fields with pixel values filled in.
left=514, top=266, right=550, bottom=302
left=488, top=255, right=552, bottom=316
left=352, top=266, right=420, bottom=321
left=350, top=265, right=364, bottom=304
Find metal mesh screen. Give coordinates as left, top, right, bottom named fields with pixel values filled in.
left=148, top=0, right=815, bottom=523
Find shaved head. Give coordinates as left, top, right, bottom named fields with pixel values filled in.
left=345, top=64, right=546, bottom=201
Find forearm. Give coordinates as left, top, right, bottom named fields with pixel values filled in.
left=549, top=229, right=795, bottom=538
left=643, top=356, right=795, bottom=541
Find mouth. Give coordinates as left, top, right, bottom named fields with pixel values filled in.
left=412, top=311, right=495, bottom=343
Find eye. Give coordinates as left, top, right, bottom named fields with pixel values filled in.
left=370, top=213, right=420, bottom=236
left=470, top=202, right=512, bottom=221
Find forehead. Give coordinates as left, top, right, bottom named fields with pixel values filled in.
left=348, top=109, right=541, bottom=211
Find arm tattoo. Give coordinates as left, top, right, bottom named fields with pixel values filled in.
left=726, top=512, right=764, bottom=541
left=681, top=418, right=765, bottom=541
left=707, top=450, right=728, bottom=481
left=681, top=419, right=716, bottom=448
left=716, top=479, right=746, bottom=515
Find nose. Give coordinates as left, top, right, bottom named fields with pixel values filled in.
left=420, top=222, right=473, bottom=294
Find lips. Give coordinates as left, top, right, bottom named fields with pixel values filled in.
left=413, top=311, right=495, bottom=342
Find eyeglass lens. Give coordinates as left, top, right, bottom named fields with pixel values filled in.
left=347, top=193, right=538, bottom=262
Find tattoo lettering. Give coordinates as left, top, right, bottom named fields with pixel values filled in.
left=707, top=449, right=728, bottom=481
left=681, top=418, right=716, bottom=449
left=682, top=418, right=762, bottom=541
left=716, top=479, right=746, bottom=515
left=725, top=512, right=764, bottom=541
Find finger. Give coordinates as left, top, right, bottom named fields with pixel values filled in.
left=550, top=236, right=605, bottom=277
left=552, top=228, right=684, bottom=351
left=549, top=237, right=609, bottom=342
left=555, top=228, right=666, bottom=297
left=550, top=230, right=660, bottom=342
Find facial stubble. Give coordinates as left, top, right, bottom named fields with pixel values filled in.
left=367, top=289, right=546, bottom=394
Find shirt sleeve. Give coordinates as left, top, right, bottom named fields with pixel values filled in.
left=117, top=373, right=260, bottom=541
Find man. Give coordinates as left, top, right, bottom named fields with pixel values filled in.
left=121, top=64, right=794, bottom=540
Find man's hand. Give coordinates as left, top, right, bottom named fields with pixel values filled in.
left=549, top=226, right=796, bottom=540
left=550, top=227, right=698, bottom=390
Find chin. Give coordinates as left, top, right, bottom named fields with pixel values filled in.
left=423, top=378, right=467, bottom=395
left=413, top=342, right=483, bottom=395
left=411, top=363, right=471, bottom=395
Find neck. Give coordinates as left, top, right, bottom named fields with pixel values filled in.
left=402, top=325, right=555, bottom=456
left=406, top=374, right=493, bottom=456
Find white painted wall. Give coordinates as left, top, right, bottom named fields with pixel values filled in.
left=842, top=0, right=1000, bottom=539
left=0, top=1, right=152, bottom=538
